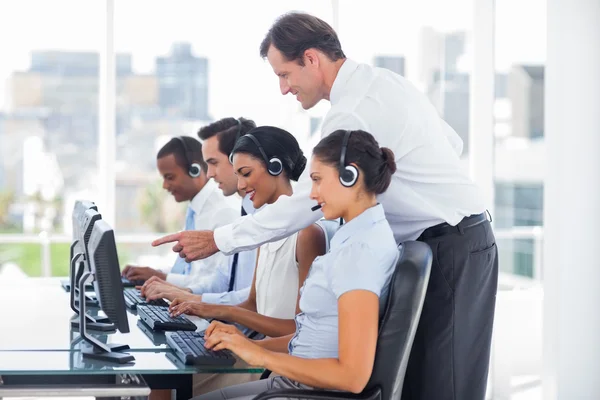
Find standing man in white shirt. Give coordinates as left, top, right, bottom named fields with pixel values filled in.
left=123, top=136, right=237, bottom=291
left=153, top=13, right=498, bottom=400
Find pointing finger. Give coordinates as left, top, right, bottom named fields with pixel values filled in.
left=152, top=232, right=181, bottom=247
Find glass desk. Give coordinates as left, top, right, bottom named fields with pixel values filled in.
left=0, top=350, right=262, bottom=400
left=0, top=278, right=209, bottom=351
left=0, top=279, right=263, bottom=400
left=0, top=350, right=262, bottom=376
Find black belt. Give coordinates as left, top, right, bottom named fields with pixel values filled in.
left=418, top=211, right=491, bottom=241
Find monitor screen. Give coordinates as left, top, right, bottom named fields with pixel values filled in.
left=87, top=219, right=129, bottom=334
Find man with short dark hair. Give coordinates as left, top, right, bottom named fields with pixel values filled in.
left=189, top=117, right=259, bottom=306
left=154, top=13, right=498, bottom=400
left=123, top=136, right=237, bottom=291
left=198, top=117, right=256, bottom=198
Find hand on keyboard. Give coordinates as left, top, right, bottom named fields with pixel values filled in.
left=123, top=288, right=168, bottom=310
left=166, top=331, right=235, bottom=366
left=137, top=304, right=196, bottom=331
left=169, top=299, right=222, bottom=319
left=203, top=329, right=266, bottom=367
left=205, top=320, right=244, bottom=338
left=122, top=265, right=167, bottom=282
left=141, top=277, right=194, bottom=302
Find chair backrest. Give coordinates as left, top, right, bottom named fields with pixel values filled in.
left=364, top=240, right=432, bottom=400
left=314, top=219, right=341, bottom=253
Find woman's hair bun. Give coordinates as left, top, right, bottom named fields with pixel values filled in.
left=381, top=147, right=396, bottom=174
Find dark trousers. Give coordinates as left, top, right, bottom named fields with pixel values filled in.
left=402, top=219, right=498, bottom=400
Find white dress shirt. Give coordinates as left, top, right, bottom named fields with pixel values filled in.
left=213, top=58, right=485, bottom=254
left=164, top=179, right=238, bottom=287
left=196, top=195, right=258, bottom=304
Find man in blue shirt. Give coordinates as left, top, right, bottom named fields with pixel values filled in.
left=123, top=136, right=236, bottom=287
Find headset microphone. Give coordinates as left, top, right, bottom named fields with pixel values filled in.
left=311, top=204, right=322, bottom=212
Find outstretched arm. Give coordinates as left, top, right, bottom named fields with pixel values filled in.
left=213, top=169, right=321, bottom=255
left=152, top=167, right=322, bottom=260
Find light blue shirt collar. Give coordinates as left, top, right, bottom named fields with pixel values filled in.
left=330, top=204, right=386, bottom=249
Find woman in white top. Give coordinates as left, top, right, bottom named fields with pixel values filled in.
left=170, top=126, right=325, bottom=338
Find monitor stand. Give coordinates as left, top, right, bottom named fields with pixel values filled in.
left=69, top=254, right=112, bottom=331
left=78, top=271, right=134, bottom=364
left=70, top=240, right=105, bottom=305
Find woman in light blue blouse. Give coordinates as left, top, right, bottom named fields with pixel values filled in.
left=196, top=130, right=399, bottom=399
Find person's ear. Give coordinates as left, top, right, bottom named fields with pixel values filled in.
left=304, top=49, right=320, bottom=67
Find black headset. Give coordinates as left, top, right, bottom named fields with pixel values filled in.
left=339, top=130, right=359, bottom=187
left=228, top=123, right=284, bottom=176
left=245, top=134, right=284, bottom=176
left=174, top=136, right=202, bottom=178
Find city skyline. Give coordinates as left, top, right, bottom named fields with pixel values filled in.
left=0, top=0, right=548, bottom=286
left=0, top=0, right=546, bottom=119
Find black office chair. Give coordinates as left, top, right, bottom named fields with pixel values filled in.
left=252, top=241, right=432, bottom=400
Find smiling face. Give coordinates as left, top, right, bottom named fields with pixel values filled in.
left=266, top=45, right=325, bottom=110
left=156, top=154, right=197, bottom=203
left=232, top=152, right=281, bottom=209
left=201, top=135, right=239, bottom=197
left=309, top=156, right=355, bottom=220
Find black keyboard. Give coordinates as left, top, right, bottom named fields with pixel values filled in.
left=123, top=288, right=169, bottom=310
left=137, top=304, right=196, bottom=331
left=166, top=331, right=236, bottom=366
left=137, top=319, right=167, bottom=346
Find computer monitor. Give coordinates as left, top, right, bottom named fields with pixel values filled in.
left=69, top=209, right=113, bottom=331
left=63, top=200, right=97, bottom=293
left=72, top=200, right=97, bottom=242
left=80, top=209, right=102, bottom=274
left=77, top=219, right=133, bottom=364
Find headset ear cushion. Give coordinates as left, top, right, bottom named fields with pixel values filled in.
left=229, top=153, right=234, bottom=164
left=268, top=158, right=283, bottom=176
left=189, top=163, right=202, bottom=178
left=340, top=165, right=359, bottom=187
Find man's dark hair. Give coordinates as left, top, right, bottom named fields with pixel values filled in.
left=157, top=136, right=207, bottom=174
left=197, top=117, right=256, bottom=156
left=260, top=12, right=345, bottom=65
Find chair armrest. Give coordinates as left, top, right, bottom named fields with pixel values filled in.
left=252, top=387, right=381, bottom=400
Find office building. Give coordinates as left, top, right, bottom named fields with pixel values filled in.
left=509, top=64, right=545, bottom=139
left=156, top=42, right=210, bottom=120
left=373, top=55, right=405, bottom=76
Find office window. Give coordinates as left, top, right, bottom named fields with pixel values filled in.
left=493, top=0, right=546, bottom=280
left=0, top=0, right=103, bottom=277
left=0, top=0, right=476, bottom=278
left=495, top=182, right=543, bottom=278
left=342, top=0, right=473, bottom=156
